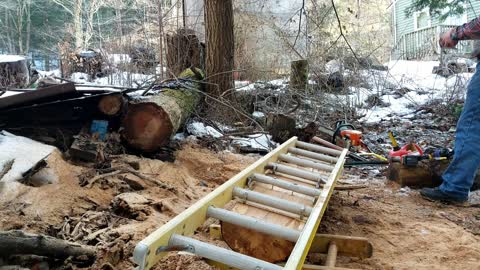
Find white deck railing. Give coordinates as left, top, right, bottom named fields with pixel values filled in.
left=392, top=25, right=473, bottom=60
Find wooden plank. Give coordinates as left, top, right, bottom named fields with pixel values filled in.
left=0, top=82, right=78, bottom=110
left=284, top=149, right=348, bottom=270
left=133, top=137, right=298, bottom=270
left=309, top=234, right=372, bottom=259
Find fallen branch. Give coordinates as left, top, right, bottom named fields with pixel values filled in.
left=0, top=230, right=95, bottom=259
left=87, top=166, right=175, bottom=191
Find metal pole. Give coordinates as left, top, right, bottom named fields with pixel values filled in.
left=289, top=147, right=338, bottom=164
left=265, top=162, right=326, bottom=184
left=249, top=173, right=320, bottom=197
left=296, top=141, right=343, bottom=156
left=279, top=154, right=334, bottom=172
left=233, top=187, right=312, bottom=217
left=206, top=206, right=300, bottom=242
left=169, top=234, right=282, bottom=270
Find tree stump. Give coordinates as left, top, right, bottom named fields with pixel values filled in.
left=0, top=55, right=29, bottom=88
left=166, top=29, right=204, bottom=76
left=290, top=60, right=308, bottom=91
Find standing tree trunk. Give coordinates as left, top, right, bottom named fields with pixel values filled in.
left=73, top=0, right=83, bottom=49
left=204, top=0, right=234, bottom=97
left=290, top=60, right=308, bottom=91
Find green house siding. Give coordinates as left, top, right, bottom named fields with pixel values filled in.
left=394, top=0, right=480, bottom=43
left=394, top=0, right=414, bottom=43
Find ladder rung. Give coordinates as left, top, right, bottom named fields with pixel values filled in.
left=206, top=206, right=300, bottom=242
left=279, top=154, right=334, bottom=172
left=288, top=147, right=338, bottom=164
left=169, top=234, right=282, bottom=270
left=296, top=141, right=343, bottom=156
left=233, top=187, right=312, bottom=216
left=249, top=173, right=321, bottom=197
left=266, top=162, right=326, bottom=184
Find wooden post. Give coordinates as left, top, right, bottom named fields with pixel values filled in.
left=290, top=59, right=308, bottom=91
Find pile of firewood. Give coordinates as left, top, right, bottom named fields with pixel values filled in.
left=61, top=50, right=103, bottom=80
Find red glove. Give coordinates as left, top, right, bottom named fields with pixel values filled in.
left=439, top=28, right=459, bottom=48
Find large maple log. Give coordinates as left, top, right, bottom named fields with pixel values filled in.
left=122, top=68, right=203, bottom=152
left=0, top=230, right=95, bottom=259
left=0, top=55, right=29, bottom=88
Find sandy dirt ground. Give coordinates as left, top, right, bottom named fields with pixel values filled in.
left=1, top=143, right=479, bottom=270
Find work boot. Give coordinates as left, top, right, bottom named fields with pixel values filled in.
left=420, top=187, right=468, bottom=203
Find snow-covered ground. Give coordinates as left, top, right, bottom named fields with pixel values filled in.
left=357, top=60, right=474, bottom=124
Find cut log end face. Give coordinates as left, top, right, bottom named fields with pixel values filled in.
left=221, top=221, right=295, bottom=263
left=98, top=95, right=123, bottom=116
left=122, top=103, right=173, bottom=152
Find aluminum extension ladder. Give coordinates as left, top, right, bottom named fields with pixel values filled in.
left=133, top=137, right=371, bottom=270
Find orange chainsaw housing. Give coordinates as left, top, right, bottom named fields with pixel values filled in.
left=340, top=130, right=362, bottom=146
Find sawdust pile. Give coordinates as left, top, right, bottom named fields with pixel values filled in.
left=320, top=171, right=480, bottom=270
left=0, top=143, right=255, bottom=269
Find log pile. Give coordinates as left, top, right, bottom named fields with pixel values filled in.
left=61, top=50, right=103, bottom=80
left=0, top=55, right=29, bottom=88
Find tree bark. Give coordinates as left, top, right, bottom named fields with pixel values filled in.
left=73, top=0, right=83, bottom=49
left=122, top=68, right=203, bottom=152
left=290, top=60, right=308, bottom=91
left=204, top=0, right=234, bottom=97
left=0, top=230, right=95, bottom=259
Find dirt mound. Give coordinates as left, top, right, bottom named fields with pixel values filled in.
left=0, top=143, right=255, bottom=269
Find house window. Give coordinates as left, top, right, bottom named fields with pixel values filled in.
left=443, top=10, right=467, bottom=25
left=414, top=10, right=431, bottom=30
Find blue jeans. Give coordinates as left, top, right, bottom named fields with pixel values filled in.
left=440, top=63, right=480, bottom=199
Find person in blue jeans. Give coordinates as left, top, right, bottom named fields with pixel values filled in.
left=420, top=18, right=480, bottom=203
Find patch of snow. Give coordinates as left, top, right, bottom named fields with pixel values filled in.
left=358, top=60, right=474, bottom=124
left=326, top=59, right=342, bottom=73
left=174, top=132, right=187, bottom=141
left=71, top=72, right=90, bottom=83
left=0, top=131, right=55, bottom=183
left=231, top=134, right=276, bottom=151
left=107, top=54, right=131, bottom=64
left=0, top=55, right=25, bottom=63
left=269, top=79, right=288, bottom=86
left=0, top=91, right=22, bottom=98
left=235, top=80, right=255, bottom=91
left=252, top=111, right=265, bottom=118
left=187, top=122, right=223, bottom=138
left=37, top=69, right=61, bottom=78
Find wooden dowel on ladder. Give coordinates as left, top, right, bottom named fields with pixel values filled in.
left=265, top=162, right=326, bottom=184
left=248, top=173, right=321, bottom=197
left=288, top=147, right=338, bottom=164
left=296, top=141, right=343, bottom=156
left=279, top=154, right=334, bottom=172
left=168, top=234, right=282, bottom=270
left=206, top=206, right=300, bottom=242
left=233, top=187, right=312, bottom=216
left=325, top=241, right=338, bottom=267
